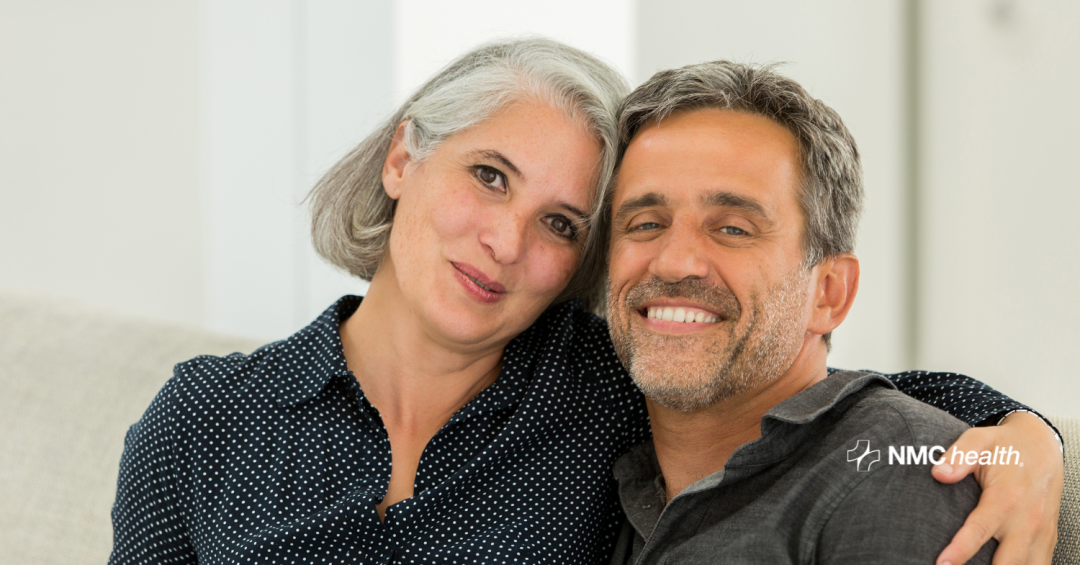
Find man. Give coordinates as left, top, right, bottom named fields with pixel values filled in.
left=603, top=61, right=1042, bottom=564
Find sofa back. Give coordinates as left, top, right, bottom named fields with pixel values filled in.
left=0, top=292, right=261, bottom=563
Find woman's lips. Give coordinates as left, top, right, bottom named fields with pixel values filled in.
left=451, top=262, right=505, bottom=304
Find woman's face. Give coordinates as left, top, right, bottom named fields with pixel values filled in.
left=379, top=100, right=602, bottom=352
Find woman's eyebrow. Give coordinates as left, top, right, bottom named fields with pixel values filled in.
left=472, top=150, right=524, bottom=180
left=559, top=203, right=590, bottom=223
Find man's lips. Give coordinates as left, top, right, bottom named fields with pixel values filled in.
left=451, top=262, right=506, bottom=294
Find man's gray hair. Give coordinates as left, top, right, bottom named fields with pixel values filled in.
left=607, top=61, right=863, bottom=347
left=308, top=38, right=629, bottom=310
left=612, top=61, right=863, bottom=269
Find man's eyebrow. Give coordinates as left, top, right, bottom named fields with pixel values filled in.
left=472, top=150, right=524, bottom=181
left=613, top=192, right=667, bottom=224
left=704, top=191, right=771, bottom=222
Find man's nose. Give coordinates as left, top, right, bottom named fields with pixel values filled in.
left=478, top=211, right=528, bottom=265
left=650, top=221, right=710, bottom=282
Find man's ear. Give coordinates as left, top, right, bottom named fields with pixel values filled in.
left=807, top=254, right=859, bottom=337
left=382, top=121, right=410, bottom=200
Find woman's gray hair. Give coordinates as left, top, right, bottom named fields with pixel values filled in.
left=610, top=61, right=864, bottom=270
left=308, top=38, right=629, bottom=311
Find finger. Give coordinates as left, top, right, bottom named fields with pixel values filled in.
left=990, top=523, right=1043, bottom=565
left=1025, top=524, right=1059, bottom=565
left=934, top=428, right=993, bottom=484
left=990, top=504, right=1054, bottom=565
left=937, top=502, right=1003, bottom=565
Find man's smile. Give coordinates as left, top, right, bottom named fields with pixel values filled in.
left=633, top=298, right=728, bottom=335
left=644, top=305, right=720, bottom=323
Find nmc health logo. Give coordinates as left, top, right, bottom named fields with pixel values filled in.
left=846, top=440, right=1021, bottom=472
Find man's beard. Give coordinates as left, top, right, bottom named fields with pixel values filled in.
left=608, top=270, right=810, bottom=413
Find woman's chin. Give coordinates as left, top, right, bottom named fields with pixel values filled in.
left=417, top=299, right=507, bottom=348
left=415, top=289, right=554, bottom=352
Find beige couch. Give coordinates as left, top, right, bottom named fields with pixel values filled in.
left=1, top=292, right=1077, bottom=563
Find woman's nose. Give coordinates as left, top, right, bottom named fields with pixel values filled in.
left=478, top=211, right=528, bottom=265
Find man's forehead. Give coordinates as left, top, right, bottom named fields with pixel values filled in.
left=613, top=108, right=801, bottom=210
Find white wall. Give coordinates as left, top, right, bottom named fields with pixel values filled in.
left=3, top=0, right=1076, bottom=416
left=200, top=0, right=390, bottom=340
left=393, top=0, right=635, bottom=101
left=0, top=1, right=203, bottom=325
left=919, top=0, right=1080, bottom=417
left=636, top=0, right=911, bottom=373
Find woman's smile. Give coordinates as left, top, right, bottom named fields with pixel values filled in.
left=451, top=261, right=506, bottom=304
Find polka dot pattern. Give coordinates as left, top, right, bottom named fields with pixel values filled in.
left=827, top=367, right=1042, bottom=428
left=110, top=296, right=1033, bottom=564
left=110, top=297, right=650, bottom=564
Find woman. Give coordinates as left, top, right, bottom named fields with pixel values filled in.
left=110, top=39, right=1057, bottom=564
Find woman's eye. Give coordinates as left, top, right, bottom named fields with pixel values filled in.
left=475, top=166, right=506, bottom=192
left=719, top=226, right=748, bottom=236
left=544, top=215, right=578, bottom=240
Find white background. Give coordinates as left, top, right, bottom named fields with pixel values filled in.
left=2, top=0, right=1077, bottom=417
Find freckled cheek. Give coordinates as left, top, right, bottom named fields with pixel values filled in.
left=426, top=183, right=484, bottom=240
left=387, top=182, right=470, bottom=275
left=526, top=246, right=580, bottom=299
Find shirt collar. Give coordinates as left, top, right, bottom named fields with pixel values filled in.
left=760, top=370, right=895, bottom=430
left=723, top=370, right=895, bottom=469
left=270, top=295, right=359, bottom=407
left=614, top=371, right=896, bottom=492
left=268, top=295, right=577, bottom=410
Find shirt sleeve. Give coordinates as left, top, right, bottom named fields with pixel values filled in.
left=839, top=368, right=1047, bottom=427
left=110, top=375, right=197, bottom=564
left=816, top=461, right=996, bottom=564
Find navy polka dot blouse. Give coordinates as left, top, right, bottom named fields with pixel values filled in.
left=110, top=296, right=1033, bottom=564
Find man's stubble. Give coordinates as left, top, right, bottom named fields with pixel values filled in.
left=608, top=270, right=810, bottom=413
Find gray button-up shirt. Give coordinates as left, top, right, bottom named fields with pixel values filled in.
left=610, top=370, right=997, bottom=564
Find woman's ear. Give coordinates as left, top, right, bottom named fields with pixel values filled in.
left=382, top=121, right=410, bottom=200
left=806, top=254, right=859, bottom=338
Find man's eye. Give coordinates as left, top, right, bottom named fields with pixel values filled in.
left=720, top=226, right=748, bottom=236
left=632, top=222, right=661, bottom=231
left=475, top=166, right=506, bottom=192
left=544, top=215, right=579, bottom=240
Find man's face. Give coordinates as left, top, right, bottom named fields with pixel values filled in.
left=607, top=108, right=814, bottom=412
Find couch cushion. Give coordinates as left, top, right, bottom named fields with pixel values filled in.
left=0, top=292, right=262, bottom=563
left=1052, top=414, right=1080, bottom=565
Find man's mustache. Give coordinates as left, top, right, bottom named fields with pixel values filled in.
left=623, top=278, right=742, bottom=321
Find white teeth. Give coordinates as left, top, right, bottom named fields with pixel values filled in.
left=645, top=306, right=720, bottom=324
